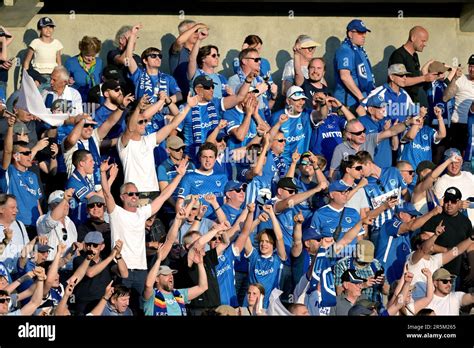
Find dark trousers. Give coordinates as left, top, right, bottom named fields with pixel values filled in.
left=235, top=271, right=249, bottom=307
left=122, top=269, right=147, bottom=316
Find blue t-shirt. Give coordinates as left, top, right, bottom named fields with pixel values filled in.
left=177, top=170, right=228, bottom=218
left=358, top=114, right=393, bottom=168
left=0, top=165, right=42, bottom=226
left=191, top=70, right=228, bottom=99
left=375, top=216, right=411, bottom=284
left=64, top=55, right=103, bottom=102
left=309, top=113, right=345, bottom=166
left=66, top=170, right=94, bottom=225
left=144, top=288, right=190, bottom=316
left=157, top=158, right=195, bottom=207
left=399, top=125, right=438, bottom=170
left=246, top=248, right=283, bottom=308
left=224, top=106, right=258, bottom=150
left=216, top=245, right=239, bottom=307
left=270, top=109, right=312, bottom=166
left=94, top=105, right=127, bottom=141
left=425, top=79, right=454, bottom=126
left=130, top=68, right=181, bottom=101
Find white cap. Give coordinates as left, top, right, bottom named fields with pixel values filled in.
left=48, top=190, right=65, bottom=205
left=286, top=86, right=308, bottom=100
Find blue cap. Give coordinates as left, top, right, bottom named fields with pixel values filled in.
left=443, top=148, right=461, bottom=160
left=302, top=227, right=323, bottom=242
left=84, top=231, right=104, bottom=244
left=366, top=94, right=386, bottom=108
left=0, top=268, right=8, bottom=278
left=346, top=19, right=371, bottom=33
left=348, top=304, right=373, bottom=316
left=396, top=202, right=422, bottom=217
left=328, top=180, right=352, bottom=193
left=37, top=244, right=53, bottom=253
left=224, top=180, right=246, bottom=193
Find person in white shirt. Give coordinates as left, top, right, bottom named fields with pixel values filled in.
left=427, top=267, right=474, bottom=315
left=42, top=66, right=83, bottom=115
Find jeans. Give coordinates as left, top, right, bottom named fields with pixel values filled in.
left=0, top=81, right=6, bottom=104
left=234, top=271, right=249, bottom=307
left=122, top=269, right=147, bottom=315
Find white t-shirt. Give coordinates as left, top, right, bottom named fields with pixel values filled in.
left=428, top=292, right=465, bottom=315
left=433, top=171, right=474, bottom=225
left=117, top=133, right=159, bottom=192
left=405, top=252, right=443, bottom=300
left=29, top=38, right=63, bottom=74
left=282, top=59, right=309, bottom=83
left=42, top=85, right=83, bottom=116
left=450, top=74, right=474, bottom=124
left=110, top=204, right=152, bottom=270
left=0, top=221, right=29, bottom=274
left=63, top=128, right=102, bottom=179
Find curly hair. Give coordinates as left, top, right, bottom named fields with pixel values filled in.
left=78, top=36, right=102, bottom=56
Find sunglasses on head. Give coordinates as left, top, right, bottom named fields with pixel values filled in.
left=88, top=202, right=104, bottom=209
left=0, top=297, right=11, bottom=304
left=147, top=53, right=162, bottom=59
left=18, top=150, right=32, bottom=156
left=137, top=119, right=149, bottom=125
left=244, top=57, right=261, bottom=63
left=210, top=53, right=220, bottom=58
left=124, top=192, right=139, bottom=197
left=352, top=165, right=363, bottom=171
left=439, top=279, right=453, bottom=284
left=85, top=243, right=99, bottom=248
left=349, top=129, right=366, bottom=136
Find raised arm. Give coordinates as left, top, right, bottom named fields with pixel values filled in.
left=1, top=113, right=15, bottom=170
left=222, top=72, right=253, bottom=110
left=125, top=24, right=141, bottom=75
left=325, top=96, right=356, bottom=121
left=159, top=207, right=187, bottom=261
left=398, top=206, right=442, bottom=235
left=89, top=280, right=114, bottom=315
left=100, top=159, right=117, bottom=213
left=144, top=248, right=162, bottom=300
left=274, top=181, right=328, bottom=213
left=246, top=133, right=270, bottom=180
left=186, top=31, right=208, bottom=80
left=204, top=193, right=228, bottom=224
left=186, top=250, right=209, bottom=301
left=171, top=23, right=208, bottom=54
left=291, top=211, right=304, bottom=258
left=442, top=67, right=462, bottom=102
left=413, top=268, right=434, bottom=314
left=121, top=95, right=148, bottom=148
left=286, top=150, right=300, bottom=178
left=229, top=96, right=256, bottom=142
left=293, top=43, right=305, bottom=87
left=63, top=114, right=95, bottom=152
left=97, top=94, right=134, bottom=140
left=234, top=204, right=256, bottom=254
left=433, top=106, right=446, bottom=142
left=20, top=267, right=47, bottom=315
left=413, top=156, right=458, bottom=199
left=262, top=205, right=286, bottom=261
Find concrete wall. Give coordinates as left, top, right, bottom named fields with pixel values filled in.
left=4, top=13, right=474, bottom=96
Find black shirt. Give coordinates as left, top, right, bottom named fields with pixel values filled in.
left=76, top=220, right=112, bottom=257
left=300, top=79, right=330, bottom=110
left=388, top=46, right=428, bottom=107
left=421, top=212, right=471, bottom=275
left=105, top=50, right=142, bottom=95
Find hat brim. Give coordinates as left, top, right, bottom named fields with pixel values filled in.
left=158, top=270, right=178, bottom=276
left=391, top=71, right=412, bottom=76
left=300, top=41, right=322, bottom=48
left=289, top=95, right=308, bottom=100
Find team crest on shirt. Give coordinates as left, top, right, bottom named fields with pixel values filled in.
left=377, top=94, right=384, bottom=102
left=422, top=134, right=428, bottom=140
left=327, top=124, right=334, bottom=129
left=358, top=64, right=368, bottom=79
left=389, top=179, right=396, bottom=187
left=343, top=152, right=349, bottom=161
left=29, top=177, right=33, bottom=185
left=216, top=180, right=222, bottom=187
left=345, top=217, right=352, bottom=223
left=297, top=123, right=303, bottom=130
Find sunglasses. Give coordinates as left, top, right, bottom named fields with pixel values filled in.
left=439, top=279, right=453, bottom=284
left=18, top=150, right=32, bottom=156
left=172, top=243, right=181, bottom=249
left=305, top=47, right=316, bottom=52
left=62, top=228, right=67, bottom=241
left=88, top=202, right=104, bottom=209
left=275, top=138, right=286, bottom=143
left=283, top=188, right=297, bottom=194
left=244, top=57, right=261, bottom=63
left=85, top=243, right=99, bottom=248
left=203, top=85, right=214, bottom=90
left=0, top=297, right=11, bottom=304
left=210, top=236, right=221, bottom=242
left=232, top=187, right=246, bottom=193
left=444, top=199, right=459, bottom=204
left=300, top=160, right=311, bottom=166
left=349, top=129, right=366, bottom=136
left=210, top=53, right=220, bottom=58
left=170, top=147, right=185, bottom=152
left=112, top=87, right=121, bottom=92
left=352, top=165, right=363, bottom=171
left=376, top=179, right=386, bottom=193
left=216, top=136, right=228, bottom=142
left=147, top=53, right=163, bottom=59
left=83, top=123, right=95, bottom=128
left=124, top=192, right=139, bottom=197
left=137, top=119, right=149, bottom=125
left=402, top=170, right=415, bottom=176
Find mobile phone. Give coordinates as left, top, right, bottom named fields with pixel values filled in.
left=467, top=197, right=474, bottom=203
left=389, top=194, right=398, bottom=200
left=374, top=269, right=384, bottom=278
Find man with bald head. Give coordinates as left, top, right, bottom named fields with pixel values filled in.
left=388, top=26, right=438, bottom=106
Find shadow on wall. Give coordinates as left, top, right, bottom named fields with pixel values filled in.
left=100, top=39, right=116, bottom=66
left=160, top=33, right=177, bottom=75
left=372, top=45, right=397, bottom=86
left=219, top=48, right=239, bottom=78
left=272, top=49, right=291, bottom=109
left=322, top=36, right=342, bottom=94
left=13, top=29, right=38, bottom=89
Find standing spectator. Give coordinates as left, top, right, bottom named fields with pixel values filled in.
left=0, top=26, right=14, bottom=105
left=65, top=36, right=103, bottom=102
left=23, top=17, right=63, bottom=84
left=334, top=19, right=375, bottom=110
left=427, top=267, right=474, bottom=315
left=295, top=58, right=329, bottom=109
left=282, top=35, right=321, bottom=96
left=339, top=156, right=370, bottom=216
left=169, top=20, right=209, bottom=97
left=388, top=26, right=439, bottom=107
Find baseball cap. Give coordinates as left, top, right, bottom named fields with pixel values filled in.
left=346, top=19, right=371, bottom=33
left=48, top=190, right=65, bottom=205
left=166, top=135, right=185, bottom=149
left=444, top=187, right=462, bottom=202
left=356, top=298, right=379, bottom=311
left=37, top=17, right=56, bottom=29
left=0, top=27, right=12, bottom=39
left=328, top=180, right=352, bottom=193
left=348, top=304, right=373, bottom=316
left=395, top=202, right=422, bottom=217
left=416, top=160, right=436, bottom=178
left=302, top=227, right=323, bottom=242
left=366, top=94, right=386, bottom=108
left=388, top=64, right=411, bottom=76
left=355, top=240, right=374, bottom=263
left=224, top=180, right=246, bottom=193
left=286, top=86, right=308, bottom=100
left=84, top=231, right=104, bottom=244
left=428, top=61, right=451, bottom=74
left=443, top=147, right=461, bottom=160
left=37, top=244, right=53, bottom=253
left=341, top=269, right=366, bottom=284
left=0, top=268, right=9, bottom=278
left=297, top=34, right=321, bottom=48
left=277, top=177, right=298, bottom=192
left=101, top=80, right=121, bottom=94
left=157, top=265, right=178, bottom=276
left=87, top=195, right=105, bottom=205
left=432, top=268, right=455, bottom=281
left=468, top=54, right=474, bottom=65
left=102, top=65, right=121, bottom=81
left=13, top=121, right=30, bottom=135
left=193, top=75, right=216, bottom=89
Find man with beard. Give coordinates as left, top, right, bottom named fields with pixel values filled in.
left=295, top=57, right=329, bottom=110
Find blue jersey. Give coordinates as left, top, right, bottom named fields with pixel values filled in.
left=221, top=204, right=243, bottom=225
left=130, top=68, right=181, bottom=101
left=157, top=158, right=195, bottom=201
left=425, top=79, right=454, bottom=126
left=358, top=115, right=392, bottom=168
left=309, top=113, right=345, bottom=166
left=375, top=216, right=411, bottom=284
left=363, top=167, right=407, bottom=229
left=191, top=70, right=227, bottom=99
left=224, top=106, right=258, bottom=150
left=270, top=109, right=312, bottom=166
left=216, top=245, right=239, bottom=307
left=246, top=248, right=283, bottom=308
left=361, top=83, right=417, bottom=122
left=294, top=175, right=326, bottom=213
left=399, top=125, right=438, bottom=169
left=94, top=105, right=126, bottom=141
left=310, top=205, right=363, bottom=257
left=177, top=170, right=228, bottom=218
left=66, top=170, right=94, bottom=225
left=0, top=165, right=42, bottom=226
left=334, top=38, right=375, bottom=107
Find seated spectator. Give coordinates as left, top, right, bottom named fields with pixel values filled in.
left=330, top=269, right=367, bottom=316
left=237, top=282, right=266, bottom=316
left=90, top=283, right=133, bottom=316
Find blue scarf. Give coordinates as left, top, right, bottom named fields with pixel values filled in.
left=306, top=246, right=337, bottom=307
left=191, top=103, right=219, bottom=145
left=343, top=38, right=375, bottom=93
left=426, top=188, right=440, bottom=212
left=153, top=289, right=187, bottom=316
left=136, top=69, right=169, bottom=103
left=77, top=136, right=101, bottom=185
